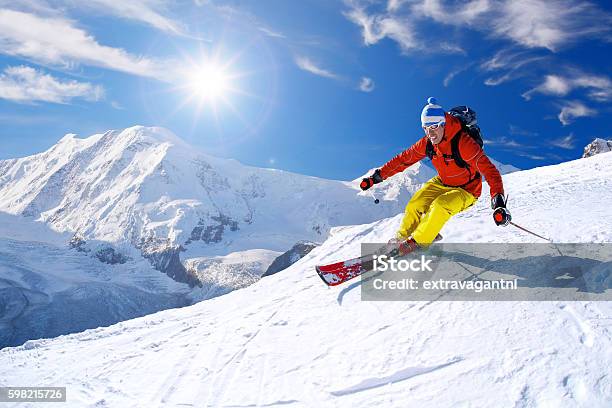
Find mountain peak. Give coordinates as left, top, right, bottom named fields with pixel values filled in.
left=103, top=126, right=188, bottom=149
left=582, top=138, right=612, bottom=158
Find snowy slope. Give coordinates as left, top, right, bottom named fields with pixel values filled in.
left=1, top=152, right=610, bottom=406
left=0, top=213, right=191, bottom=349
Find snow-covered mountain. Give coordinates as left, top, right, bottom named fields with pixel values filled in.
left=583, top=138, right=612, bottom=158
left=2, top=150, right=610, bottom=406
left=0, top=126, right=422, bottom=287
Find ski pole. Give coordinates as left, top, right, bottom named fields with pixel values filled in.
left=359, top=178, right=380, bottom=204
left=508, top=221, right=564, bottom=256
left=503, top=196, right=552, bottom=242
left=508, top=221, right=551, bottom=242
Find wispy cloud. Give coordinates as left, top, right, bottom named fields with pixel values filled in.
left=444, top=63, right=474, bottom=87
left=386, top=0, right=407, bottom=13
left=294, top=56, right=340, bottom=79
left=0, top=9, right=171, bottom=80
left=557, top=100, right=596, bottom=125
left=522, top=75, right=570, bottom=100
left=344, top=0, right=612, bottom=56
left=481, top=49, right=547, bottom=86
left=492, top=0, right=612, bottom=52
left=523, top=72, right=612, bottom=101
left=0, top=0, right=182, bottom=34
left=71, top=0, right=183, bottom=34
left=484, top=136, right=529, bottom=149
left=0, top=0, right=60, bottom=16
left=508, top=124, right=539, bottom=137
left=443, top=71, right=459, bottom=87
left=550, top=133, right=576, bottom=149
left=358, top=76, right=375, bottom=92
left=515, top=152, right=547, bottom=160
left=439, top=42, right=466, bottom=55
left=257, top=26, right=286, bottom=39
left=343, top=1, right=419, bottom=53
left=486, top=135, right=548, bottom=160
left=481, top=49, right=546, bottom=72
left=0, top=65, right=103, bottom=104
left=413, top=0, right=491, bottom=26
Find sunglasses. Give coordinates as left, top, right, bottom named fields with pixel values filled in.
left=423, top=123, right=444, bottom=131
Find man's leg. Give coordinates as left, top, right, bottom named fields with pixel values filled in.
left=411, top=188, right=477, bottom=245
left=397, top=177, right=447, bottom=240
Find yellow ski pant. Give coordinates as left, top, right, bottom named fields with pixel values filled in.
left=397, top=176, right=477, bottom=245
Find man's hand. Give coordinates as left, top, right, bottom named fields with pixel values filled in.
left=360, top=169, right=383, bottom=191
left=491, top=194, right=511, bottom=226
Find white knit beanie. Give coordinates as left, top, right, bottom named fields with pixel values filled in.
left=421, top=97, right=446, bottom=127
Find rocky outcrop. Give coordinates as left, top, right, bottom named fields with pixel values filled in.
left=583, top=138, right=612, bottom=158
left=138, top=237, right=200, bottom=288
left=186, top=215, right=239, bottom=245
left=263, top=241, right=319, bottom=277
left=69, top=235, right=128, bottom=265
left=95, top=247, right=129, bottom=265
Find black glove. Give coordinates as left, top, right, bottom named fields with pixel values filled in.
left=491, top=194, right=511, bottom=227
left=360, top=169, right=383, bottom=191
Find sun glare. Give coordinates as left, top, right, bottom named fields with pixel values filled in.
left=167, top=49, right=261, bottom=135
left=190, top=63, right=231, bottom=101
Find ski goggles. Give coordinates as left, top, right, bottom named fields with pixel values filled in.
left=423, top=122, right=444, bottom=131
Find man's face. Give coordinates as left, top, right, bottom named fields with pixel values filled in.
left=424, top=123, right=445, bottom=144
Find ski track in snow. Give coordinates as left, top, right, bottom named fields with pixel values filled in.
left=1, top=152, right=611, bottom=407
left=329, top=356, right=464, bottom=396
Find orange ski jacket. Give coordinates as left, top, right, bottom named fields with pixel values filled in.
left=379, top=113, right=504, bottom=199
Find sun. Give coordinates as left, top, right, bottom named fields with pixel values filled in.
left=189, top=62, right=231, bottom=102
left=164, top=48, right=263, bottom=135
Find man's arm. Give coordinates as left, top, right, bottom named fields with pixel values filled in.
left=460, top=135, right=512, bottom=226
left=379, top=137, right=429, bottom=180
left=460, top=136, right=504, bottom=197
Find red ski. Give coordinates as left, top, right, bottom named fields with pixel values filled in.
left=316, top=235, right=442, bottom=286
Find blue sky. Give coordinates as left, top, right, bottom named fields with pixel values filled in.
left=0, top=0, right=611, bottom=180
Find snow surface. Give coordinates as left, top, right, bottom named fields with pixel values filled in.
left=186, top=249, right=280, bottom=300
left=1, top=151, right=611, bottom=407
left=0, top=212, right=192, bottom=348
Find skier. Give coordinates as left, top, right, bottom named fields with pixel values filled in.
left=360, top=97, right=511, bottom=253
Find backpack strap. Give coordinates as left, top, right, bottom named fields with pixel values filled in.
left=426, top=139, right=454, bottom=161
left=425, top=140, right=435, bottom=159
left=442, top=173, right=481, bottom=189
left=450, top=130, right=467, bottom=168
left=446, top=130, right=481, bottom=187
